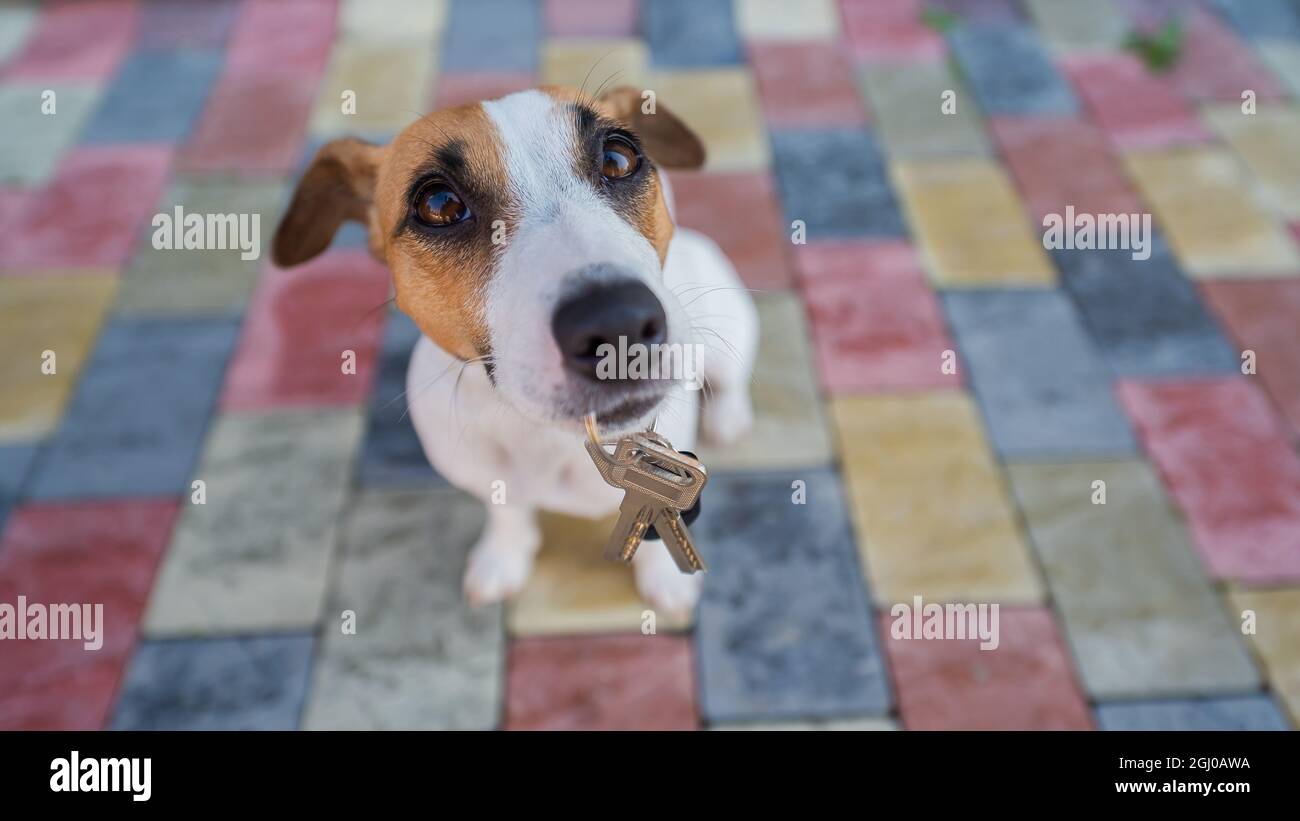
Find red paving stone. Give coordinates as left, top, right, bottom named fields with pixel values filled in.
left=543, top=0, right=638, bottom=37
left=432, top=72, right=537, bottom=110
left=670, top=170, right=792, bottom=290
left=0, top=499, right=179, bottom=730
left=839, top=0, right=945, bottom=62
left=505, top=634, right=698, bottom=730
left=1063, top=53, right=1212, bottom=151
left=220, top=251, right=389, bottom=410
left=989, top=117, right=1144, bottom=224
left=1, top=0, right=138, bottom=81
left=884, top=608, right=1094, bottom=731
left=1117, top=378, right=1300, bottom=583
left=1200, top=280, right=1300, bottom=438
left=1171, top=8, right=1288, bottom=103
left=747, top=42, right=867, bottom=128
left=0, top=145, right=172, bottom=269
left=796, top=240, right=958, bottom=393
left=178, top=70, right=317, bottom=174
left=225, top=0, right=337, bottom=78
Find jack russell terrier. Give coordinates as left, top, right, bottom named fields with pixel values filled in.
left=272, top=86, right=758, bottom=616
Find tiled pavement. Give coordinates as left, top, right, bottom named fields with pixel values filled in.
left=0, top=0, right=1297, bottom=731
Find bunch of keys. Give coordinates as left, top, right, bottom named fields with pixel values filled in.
left=583, top=414, right=708, bottom=574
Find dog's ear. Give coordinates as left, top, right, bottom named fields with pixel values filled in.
left=598, top=86, right=705, bottom=170
left=272, top=137, right=386, bottom=268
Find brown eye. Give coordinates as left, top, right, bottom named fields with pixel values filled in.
left=601, top=136, right=640, bottom=180
left=415, top=181, right=470, bottom=226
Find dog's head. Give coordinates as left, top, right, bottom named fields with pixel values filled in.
left=273, top=86, right=705, bottom=430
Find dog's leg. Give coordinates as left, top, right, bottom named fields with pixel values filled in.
left=463, top=503, right=541, bottom=605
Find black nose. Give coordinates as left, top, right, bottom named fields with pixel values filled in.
left=552, top=280, right=668, bottom=381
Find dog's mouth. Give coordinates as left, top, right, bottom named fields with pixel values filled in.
left=590, top=393, right=665, bottom=429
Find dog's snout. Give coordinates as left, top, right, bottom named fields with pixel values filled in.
left=551, top=280, right=668, bottom=381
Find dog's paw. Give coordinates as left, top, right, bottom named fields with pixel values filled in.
left=701, top=388, right=754, bottom=447
left=463, top=544, right=534, bottom=606
left=634, top=549, right=703, bottom=619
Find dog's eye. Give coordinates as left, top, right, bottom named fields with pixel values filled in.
left=601, top=136, right=640, bottom=180
left=414, top=181, right=471, bottom=226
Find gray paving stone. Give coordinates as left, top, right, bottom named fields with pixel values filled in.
left=1096, top=694, right=1290, bottom=730
left=357, top=312, right=445, bottom=488
left=0, top=444, right=39, bottom=533
left=441, top=0, right=538, bottom=72
left=770, top=129, right=907, bottom=239
left=949, top=21, right=1079, bottom=115
left=81, top=50, right=223, bottom=143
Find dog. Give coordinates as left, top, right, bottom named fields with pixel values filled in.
left=272, top=86, right=758, bottom=616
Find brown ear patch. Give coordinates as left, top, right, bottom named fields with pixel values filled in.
left=272, top=138, right=385, bottom=268
left=596, top=86, right=706, bottom=169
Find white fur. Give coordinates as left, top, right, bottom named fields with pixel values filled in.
left=407, top=90, right=758, bottom=614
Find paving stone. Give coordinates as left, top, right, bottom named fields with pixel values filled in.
left=225, top=0, right=337, bottom=77
left=505, top=635, right=698, bottom=730
left=114, top=177, right=288, bottom=316
left=948, top=21, right=1079, bottom=115
left=696, top=293, right=835, bottom=470
left=770, top=129, right=905, bottom=238
left=642, top=0, right=741, bottom=67
left=111, top=635, right=315, bottom=730
left=507, top=510, right=692, bottom=636
left=734, top=0, right=840, bottom=40
left=337, top=0, right=447, bottom=44
left=1, top=0, right=136, bottom=81
left=1210, top=0, right=1300, bottom=40
left=651, top=68, right=769, bottom=172
left=1064, top=53, right=1212, bottom=150
left=0, top=275, right=117, bottom=442
left=0, top=3, right=37, bottom=65
left=0, top=445, right=38, bottom=533
left=540, top=37, right=649, bottom=90
left=749, top=42, right=866, bottom=127
left=1171, top=8, right=1288, bottom=103
left=796, top=240, right=958, bottom=393
left=712, top=718, right=898, bottom=730
left=302, top=488, right=502, bottom=730
left=432, top=71, right=537, bottom=109
left=357, top=311, right=443, bottom=487
left=0, top=499, right=178, bottom=730
left=990, top=116, right=1143, bottom=223
left=669, top=170, right=791, bottom=289
left=0, top=145, right=172, bottom=269
left=1117, top=378, right=1300, bottom=583
left=928, top=0, right=1025, bottom=21
left=143, top=408, right=363, bottom=634
left=892, top=157, right=1055, bottom=285
left=942, top=289, right=1136, bottom=456
left=839, top=0, right=945, bottom=62
left=830, top=392, right=1045, bottom=604
left=0, top=82, right=99, bottom=187
left=1123, top=147, right=1300, bottom=277
left=857, top=60, right=991, bottom=159
left=1203, top=105, right=1300, bottom=221
left=179, top=68, right=319, bottom=175
left=1095, top=695, right=1290, bottom=730
left=27, top=317, right=238, bottom=500
left=221, top=251, right=390, bottom=410
left=1007, top=461, right=1260, bottom=698
left=311, top=42, right=436, bottom=137
left=1228, top=589, right=1300, bottom=726
left=1023, top=0, right=1127, bottom=52
left=81, top=50, right=224, bottom=144
left=441, top=0, right=539, bottom=72
left=885, top=607, right=1093, bottom=730
left=1051, top=233, right=1242, bottom=377
left=695, top=469, right=892, bottom=723
left=543, top=0, right=637, bottom=37
left=1201, top=279, right=1300, bottom=437
left=137, top=0, right=240, bottom=50
left=1258, top=41, right=1300, bottom=97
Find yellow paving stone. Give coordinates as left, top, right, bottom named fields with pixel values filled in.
left=1123, top=147, right=1300, bottom=277
left=506, top=511, right=692, bottom=636
left=830, top=392, right=1045, bottom=605
left=541, top=38, right=649, bottom=91
left=1227, top=588, right=1300, bottom=727
left=0, top=274, right=117, bottom=441
left=1023, top=0, right=1127, bottom=52
left=1259, top=41, right=1300, bottom=99
left=310, top=42, right=436, bottom=137
left=858, top=61, right=991, bottom=159
left=650, top=68, right=770, bottom=172
left=337, top=0, right=447, bottom=44
left=733, top=0, right=840, bottom=40
left=696, top=292, right=834, bottom=470
left=891, top=158, right=1056, bottom=286
left=1202, top=104, right=1300, bottom=220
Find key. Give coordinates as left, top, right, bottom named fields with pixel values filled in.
left=584, top=418, right=709, bottom=574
